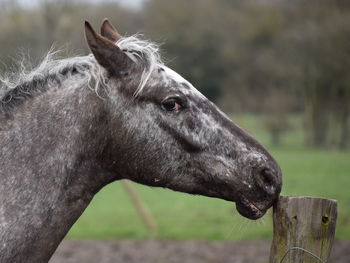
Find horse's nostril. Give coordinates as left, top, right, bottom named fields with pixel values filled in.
left=256, top=167, right=277, bottom=195
left=261, top=168, right=274, bottom=186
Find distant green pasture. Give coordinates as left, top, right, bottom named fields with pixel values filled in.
left=68, top=115, right=350, bottom=240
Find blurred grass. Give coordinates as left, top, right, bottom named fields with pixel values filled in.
left=67, top=114, right=350, bottom=240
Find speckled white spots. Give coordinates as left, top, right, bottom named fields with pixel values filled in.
left=235, top=141, right=249, bottom=154
left=0, top=209, right=8, bottom=229
left=246, top=152, right=267, bottom=163
left=242, top=180, right=253, bottom=189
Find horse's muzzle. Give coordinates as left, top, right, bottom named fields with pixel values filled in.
left=236, top=163, right=282, bottom=220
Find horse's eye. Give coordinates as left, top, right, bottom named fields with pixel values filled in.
left=161, top=98, right=182, bottom=112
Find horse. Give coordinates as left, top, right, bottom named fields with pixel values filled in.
left=0, top=19, right=282, bottom=262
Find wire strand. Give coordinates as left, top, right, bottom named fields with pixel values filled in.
left=280, top=247, right=325, bottom=263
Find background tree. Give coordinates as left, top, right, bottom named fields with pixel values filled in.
left=1, top=0, right=349, bottom=149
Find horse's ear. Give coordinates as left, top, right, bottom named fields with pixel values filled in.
left=100, top=19, right=122, bottom=42
left=84, top=21, right=132, bottom=76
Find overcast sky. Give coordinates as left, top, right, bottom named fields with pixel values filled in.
left=13, top=0, right=144, bottom=9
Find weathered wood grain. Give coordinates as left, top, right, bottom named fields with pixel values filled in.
left=270, top=195, right=337, bottom=263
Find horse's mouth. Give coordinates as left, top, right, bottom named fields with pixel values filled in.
left=235, top=196, right=266, bottom=220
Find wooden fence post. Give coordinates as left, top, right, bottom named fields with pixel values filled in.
left=270, top=196, right=337, bottom=263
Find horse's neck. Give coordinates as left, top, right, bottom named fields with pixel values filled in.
left=0, top=85, right=112, bottom=262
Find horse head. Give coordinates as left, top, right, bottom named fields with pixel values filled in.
left=85, top=20, right=282, bottom=220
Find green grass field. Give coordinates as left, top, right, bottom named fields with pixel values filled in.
left=67, top=115, right=350, bottom=240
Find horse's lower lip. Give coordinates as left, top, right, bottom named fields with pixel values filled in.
left=235, top=196, right=266, bottom=220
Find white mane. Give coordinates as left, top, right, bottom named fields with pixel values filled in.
left=0, top=34, right=164, bottom=103
left=0, top=51, right=94, bottom=91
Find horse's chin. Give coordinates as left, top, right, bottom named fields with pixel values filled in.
left=235, top=197, right=267, bottom=220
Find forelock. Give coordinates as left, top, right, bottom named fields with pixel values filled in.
left=115, top=35, right=164, bottom=97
